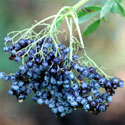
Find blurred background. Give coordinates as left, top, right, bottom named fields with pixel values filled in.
left=0, top=0, right=125, bottom=125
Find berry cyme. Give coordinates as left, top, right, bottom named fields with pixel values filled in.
left=1, top=0, right=125, bottom=117
left=1, top=36, right=124, bottom=117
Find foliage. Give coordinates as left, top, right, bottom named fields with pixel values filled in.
left=77, top=0, right=125, bottom=36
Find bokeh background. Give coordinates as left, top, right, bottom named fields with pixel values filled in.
left=0, top=0, right=125, bottom=125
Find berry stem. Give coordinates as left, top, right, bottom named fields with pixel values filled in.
left=65, top=16, right=73, bottom=61
left=70, top=11, right=110, bottom=78
left=69, top=17, right=73, bottom=61
left=71, top=12, right=85, bottom=49
left=73, top=0, right=89, bottom=11
left=49, top=6, right=71, bottom=33
left=85, top=54, right=109, bottom=78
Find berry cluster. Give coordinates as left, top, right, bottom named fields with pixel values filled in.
left=0, top=36, right=124, bottom=117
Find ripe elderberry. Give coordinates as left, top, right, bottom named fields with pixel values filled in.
left=0, top=36, right=124, bottom=117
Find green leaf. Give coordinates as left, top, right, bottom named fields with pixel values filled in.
left=77, top=9, right=88, bottom=18
left=85, top=5, right=102, bottom=11
left=115, top=0, right=125, bottom=16
left=111, top=2, right=118, bottom=14
left=77, top=5, right=101, bottom=24
left=115, top=0, right=123, bottom=2
left=101, top=16, right=107, bottom=22
left=100, top=0, right=114, bottom=18
left=78, top=11, right=100, bottom=24
left=83, top=19, right=101, bottom=36
left=77, top=5, right=101, bottom=17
